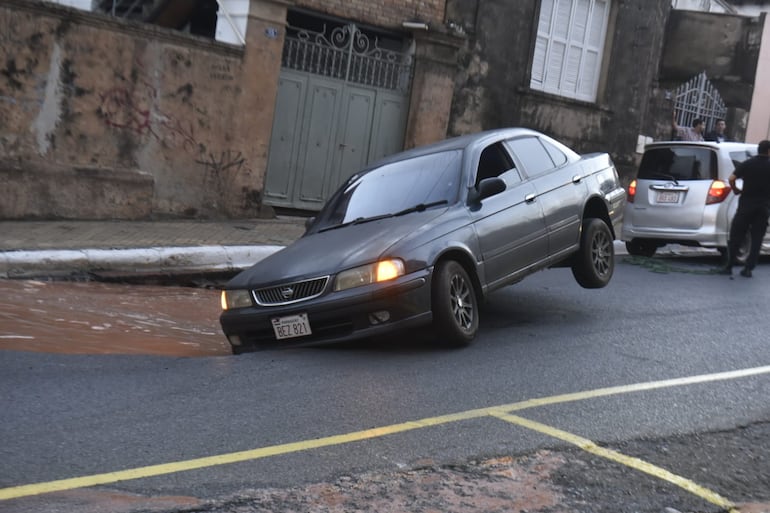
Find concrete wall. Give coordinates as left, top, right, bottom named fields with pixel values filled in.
left=0, top=0, right=460, bottom=220
left=0, top=0, right=269, bottom=220
left=447, top=0, right=671, bottom=185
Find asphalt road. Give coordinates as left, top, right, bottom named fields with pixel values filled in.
left=1, top=253, right=769, bottom=513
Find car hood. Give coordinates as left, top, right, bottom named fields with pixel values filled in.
left=226, top=209, right=447, bottom=288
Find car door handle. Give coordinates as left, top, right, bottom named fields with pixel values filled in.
left=525, top=193, right=536, bottom=203
left=572, top=175, right=582, bottom=183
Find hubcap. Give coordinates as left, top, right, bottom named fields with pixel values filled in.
left=591, top=230, right=612, bottom=276
left=449, top=273, right=473, bottom=330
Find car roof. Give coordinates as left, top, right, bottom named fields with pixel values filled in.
left=366, top=127, right=546, bottom=168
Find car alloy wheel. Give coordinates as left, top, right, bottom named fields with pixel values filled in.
left=572, top=218, right=614, bottom=289
left=432, top=260, right=478, bottom=347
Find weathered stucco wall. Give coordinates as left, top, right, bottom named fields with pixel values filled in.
left=447, top=0, right=671, bottom=185
left=0, top=0, right=279, bottom=220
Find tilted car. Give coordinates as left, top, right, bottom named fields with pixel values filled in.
left=621, top=141, right=765, bottom=261
left=220, top=128, right=626, bottom=353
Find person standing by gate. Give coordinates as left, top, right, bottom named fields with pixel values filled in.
left=672, top=113, right=705, bottom=141
left=719, top=140, right=770, bottom=277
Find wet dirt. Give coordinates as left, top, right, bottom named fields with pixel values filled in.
left=0, top=279, right=230, bottom=357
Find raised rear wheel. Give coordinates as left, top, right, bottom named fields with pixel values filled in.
left=572, top=218, right=614, bottom=288
left=432, top=260, right=478, bottom=347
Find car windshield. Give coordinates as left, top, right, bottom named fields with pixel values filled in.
left=315, top=150, right=462, bottom=229
left=637, top=147, right=716, bottom=181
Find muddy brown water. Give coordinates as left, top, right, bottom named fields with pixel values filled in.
left=0, top=279, right=230, bottom=356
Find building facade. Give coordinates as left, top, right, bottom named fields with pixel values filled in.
left=8, top=0, right=759, bottom=220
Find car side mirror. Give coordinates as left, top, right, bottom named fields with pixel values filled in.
left=304, top=216, right=316, bottom=231
left=469, top=177, right=506, bottom=204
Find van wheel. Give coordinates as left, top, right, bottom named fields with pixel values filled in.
left=572, top=218, right=614, bottom=289
left=625, top=239, right=657, bottom=257
left=432, top=260, right=478, bottom=347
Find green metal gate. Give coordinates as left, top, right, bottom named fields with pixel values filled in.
left=264, top=21, right=414, bottom=211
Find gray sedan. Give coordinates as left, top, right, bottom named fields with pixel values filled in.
left=220, top=128, right=626, bottom=353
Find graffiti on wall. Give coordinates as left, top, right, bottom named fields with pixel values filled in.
left=97, top=58, right=254, bottom=212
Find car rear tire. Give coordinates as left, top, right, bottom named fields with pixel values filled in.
left=625, top=239, right=657, bottom=258
left=432, top=260, right=478, bottom=347
left=572, top=218, right=614, bottom=289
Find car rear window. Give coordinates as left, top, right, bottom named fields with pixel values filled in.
left=729, top=150, right=756, bottom=169
left=637, top=147, right=716, bottom=181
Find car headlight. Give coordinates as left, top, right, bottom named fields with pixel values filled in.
left=221, top=289, right=253, bottom=310
left=334, top=259, right=405, bottom=291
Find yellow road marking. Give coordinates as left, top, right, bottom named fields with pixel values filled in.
left=1, top=365, right=768, bottom=501
left=490, top=411, right=740, bottom=513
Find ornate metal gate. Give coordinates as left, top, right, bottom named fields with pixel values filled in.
left=264, top=21, right=414, bottom=211
left=673, top=71, right=726, bottom=133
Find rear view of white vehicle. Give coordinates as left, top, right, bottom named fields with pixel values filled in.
left=621, top=142, right=765, bottom=261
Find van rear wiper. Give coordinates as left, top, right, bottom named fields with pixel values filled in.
left=651, top=173, right=679, bottom=185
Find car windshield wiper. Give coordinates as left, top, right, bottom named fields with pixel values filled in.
left=317, top=201, right=448, bottom=233
left=317, top=213, right=395, bottom=233
left=393, top=200, right=449, bottom=217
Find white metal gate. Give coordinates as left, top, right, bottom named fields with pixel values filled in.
left=673, top=71, right=726, bottom=132
left=264, top=21, right=414, bottom=211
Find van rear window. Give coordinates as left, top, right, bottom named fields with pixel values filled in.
left=638, top=147, right=716, bottom=181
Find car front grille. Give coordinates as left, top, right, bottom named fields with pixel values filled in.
left=252, top=276, right=329, bottom=306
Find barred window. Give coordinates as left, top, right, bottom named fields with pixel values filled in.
left=530, top=0, right=610, bottom=102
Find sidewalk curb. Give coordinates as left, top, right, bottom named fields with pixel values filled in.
left=0, top=245, right=283, bottom=279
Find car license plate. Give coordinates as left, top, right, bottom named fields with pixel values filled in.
left=656, top=191, right=679, bottom=203
left=271, top=313, right=312, bottom=340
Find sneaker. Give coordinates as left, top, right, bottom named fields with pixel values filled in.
left=740, top=267, right=752, bottom=278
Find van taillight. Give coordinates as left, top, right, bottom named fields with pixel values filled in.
left=627, top=179, right=637, bottom=203
left=706, top=180, right=730, bottom=204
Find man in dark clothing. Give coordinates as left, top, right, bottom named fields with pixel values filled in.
left=719, top=140, right=770, bottom=277
left=705, top=119, right=729, bottom=143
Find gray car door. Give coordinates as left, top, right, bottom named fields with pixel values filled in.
left=469, top=142, right=548, bottom=287
left=505, top=136, right=587, bottom=258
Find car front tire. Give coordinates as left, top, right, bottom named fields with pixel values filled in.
left=432, top=260, right=478, bottom=347
left=572, top=218, right=614, bottom=289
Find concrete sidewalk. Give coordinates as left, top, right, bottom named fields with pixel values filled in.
left=0, top=217, right=645, bottom=280
left=0, top=217, right=308, bottom=278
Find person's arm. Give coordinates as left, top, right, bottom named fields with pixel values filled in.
left=728, top=173, right=740, bottom=194
left=671, top=112, right=683, bottom=139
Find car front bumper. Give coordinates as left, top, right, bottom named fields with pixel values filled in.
left=219, top=268, right=433, bottom=351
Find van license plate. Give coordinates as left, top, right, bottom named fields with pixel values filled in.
left=271, top=313, right=312, bottom=340
left=656, top=191, right=679, bottom=203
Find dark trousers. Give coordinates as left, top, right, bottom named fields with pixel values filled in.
left=727, top=204, right=769, bottom=270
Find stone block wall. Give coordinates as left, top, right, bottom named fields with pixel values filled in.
left=293, top=0, right=445, bottom=30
